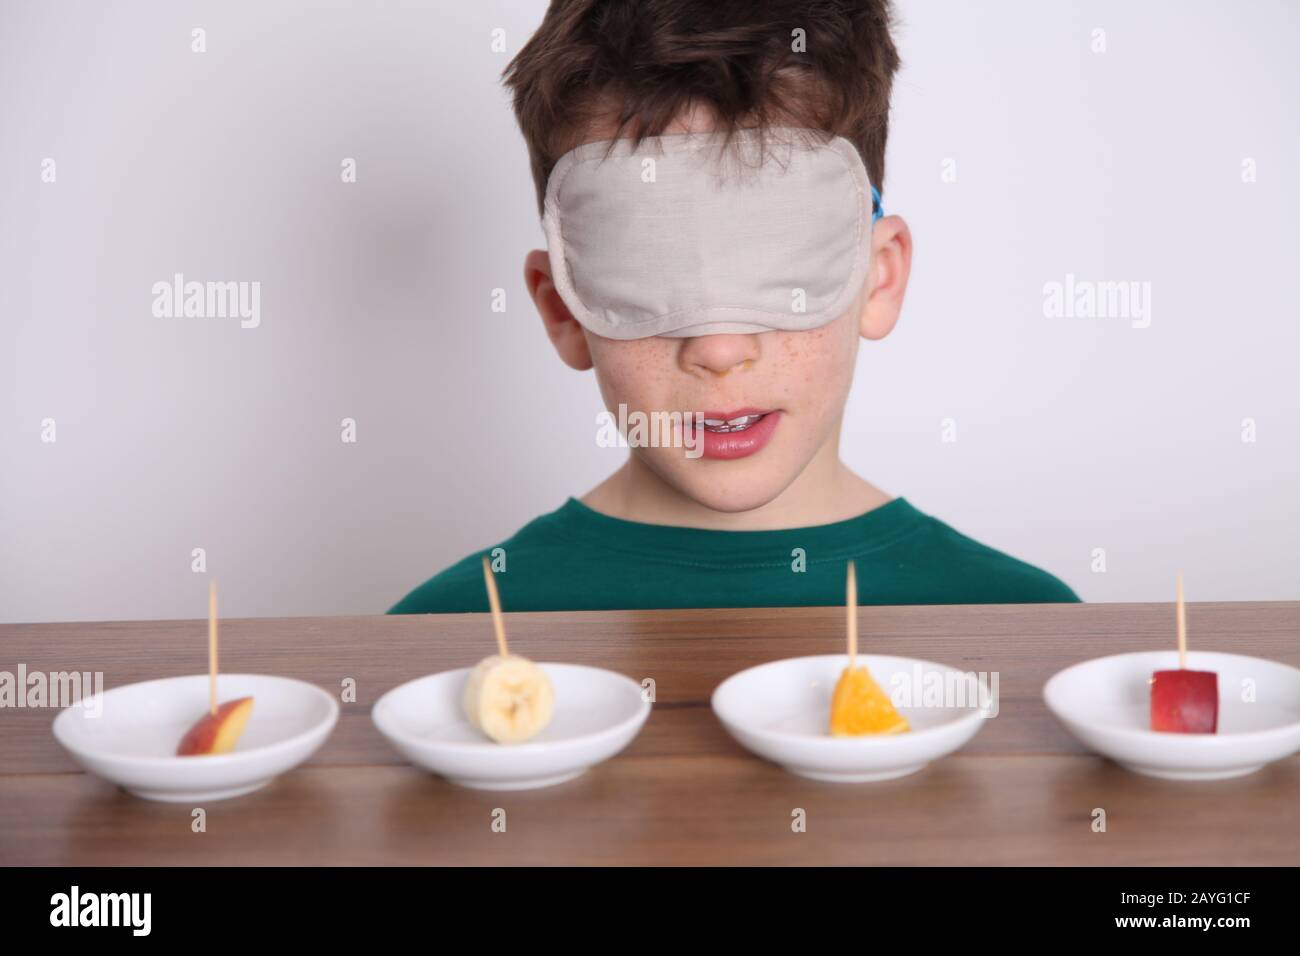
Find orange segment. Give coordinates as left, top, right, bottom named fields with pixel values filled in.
left=829, top=666, right=909, bottom=736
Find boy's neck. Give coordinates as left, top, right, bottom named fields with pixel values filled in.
left=580, top=437, right=892, bottom=531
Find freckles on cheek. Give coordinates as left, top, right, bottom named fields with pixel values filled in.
left=595, top=340, right=671, bottom=404
left=777, top=326, right=850, bottom=394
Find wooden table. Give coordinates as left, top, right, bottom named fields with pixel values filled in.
left=2, top=602, right=1297, bottom=865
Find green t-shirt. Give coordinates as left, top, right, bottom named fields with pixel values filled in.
left=389, top=497, right=1079, bottom=613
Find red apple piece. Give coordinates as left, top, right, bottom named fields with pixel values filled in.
left=176, top=696, right=255, bottom=755
left=1150, top=670, right=1217, bottom=733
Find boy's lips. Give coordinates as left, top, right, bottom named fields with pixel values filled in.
left=692, top=407, right=781, bottom=460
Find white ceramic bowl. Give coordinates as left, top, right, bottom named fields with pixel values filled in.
left=51, top=674, right=339, bottom=802
left=712, top=654, right=992, bottom=782
left=1044, top=651, right=1300, bottom=780
left=371, top=663, right=651, bottom=790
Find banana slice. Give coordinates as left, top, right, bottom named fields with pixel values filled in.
left=463, top=654, right=555, bottom=744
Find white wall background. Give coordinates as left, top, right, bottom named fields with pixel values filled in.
left=2, top=0, right=1297, bottom=623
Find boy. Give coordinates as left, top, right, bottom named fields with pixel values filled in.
left=391, top=0, right=1078, bottom=613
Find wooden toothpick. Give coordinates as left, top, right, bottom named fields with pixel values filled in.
left=481, top=556, right=509, bottom=658
left=846, top=561, right=858, bottom=669
left=1175, top=571, right=1187, bottom=670
left=208, top=579, right=218, bottom=716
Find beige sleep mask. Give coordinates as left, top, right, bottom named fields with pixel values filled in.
left=541, top=128, right=882, bottom=340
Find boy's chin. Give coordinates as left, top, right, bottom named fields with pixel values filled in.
left=680, top=486, right=785, bottom=514
left=653, top=460, right=799, bottom=515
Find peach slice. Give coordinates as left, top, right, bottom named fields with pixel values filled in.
left=829, top=666, right=910, bottom=736
left=177, top=696, right=255, bottom=756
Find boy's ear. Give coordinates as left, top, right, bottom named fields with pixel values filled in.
left=524, top=249, right=593, bottom=371
left=858, top=215, right=913, bottom=341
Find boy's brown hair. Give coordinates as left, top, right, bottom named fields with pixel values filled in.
left=503, top=0, right=902, bottom=216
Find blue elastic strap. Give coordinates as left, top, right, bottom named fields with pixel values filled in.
left=871, top=185, right=884, bottom=224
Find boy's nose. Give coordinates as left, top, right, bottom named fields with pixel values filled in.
left=677, top=334, right=761, bottom=378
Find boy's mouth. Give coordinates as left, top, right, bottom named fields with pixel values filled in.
left=692, top=407, right=781, bottom=460
left=699, top=411, right=769, bottom=433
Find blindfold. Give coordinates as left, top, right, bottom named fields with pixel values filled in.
left=542, top=128, right=883, bottom=340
